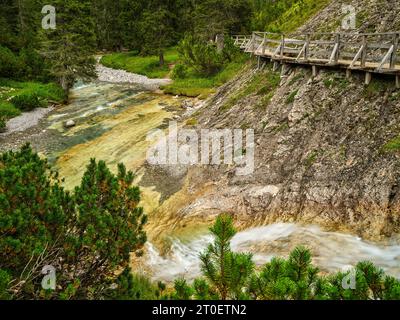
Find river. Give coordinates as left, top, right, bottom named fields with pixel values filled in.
left=3, top=79, right=400, bottom=283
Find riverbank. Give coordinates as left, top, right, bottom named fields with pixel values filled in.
left=96, top=59, right=172, bottom=90
left=101, top=49, right=248, bottom=99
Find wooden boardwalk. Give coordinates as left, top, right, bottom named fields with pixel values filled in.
left=233, top=32, right=400, bottom=86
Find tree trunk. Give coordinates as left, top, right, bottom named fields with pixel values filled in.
left=60, top=76, right=70, bottom=103
left=216, top=34, right=225, bottom=53
left=159, top=51, right=165, bottom=67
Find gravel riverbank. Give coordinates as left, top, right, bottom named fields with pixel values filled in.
left=96, top=60, right=172, bottom=90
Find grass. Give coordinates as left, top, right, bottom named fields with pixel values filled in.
left=382, top=136, right=400, bottom=152
left=323, top=73, right=350, bottom=90
left=220, top=65, right=281, bottom=112
left=304, top=150, right=319, bottom=167
left=162, top=57, right=247, bottom=99
left=100, top=48, right=179, bottom=79
left=0, top=78, right=65, bottom=121
left=266, top=0, right=331, bottom=33
left=285, top=90, right=298, bottom=104
left=363, top=79, right=392, bottom=99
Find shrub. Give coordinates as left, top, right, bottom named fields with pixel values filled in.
left=0, top=145, right=147, bottom=299
left=10, top=93, right=42, bottom=111
left=172, top=64, right=188, bottom=79
left=178, top=35, right=224, bottom=76
left=0, top=102, right=21, bottom=118
left=0, top=45, right=20, bottom=78
left=0, top=117, right=6, bottom=133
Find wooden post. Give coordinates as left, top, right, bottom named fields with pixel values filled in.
left=334, top=33, right=341, bottom=64
left=390, top=33, right=399, bottom=69
left=361, top=35, right=367, bottom=68
left=312, top=65, right=318, bottom=78
left=365, top=72, right=372, bottom=85
left=262, top=33, right=267, bottom=55
left=280, top=34, right=285, bottom=58
left=346, top=69, right=352, bottom=79
left=273, top=61, right=280, bottom=72
left=305, top=34, right=310, bottom=60
left=396, top=75, right=400, bottom=89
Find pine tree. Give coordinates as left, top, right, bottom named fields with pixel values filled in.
left=199, top=214, right=254, bottom=300
left=0, top=145, right=147, bottom=299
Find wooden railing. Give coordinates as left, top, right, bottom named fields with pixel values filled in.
left=233, top=32, right=400, bottom=84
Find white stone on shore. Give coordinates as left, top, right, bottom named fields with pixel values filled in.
left=64, top=120, right=76, bottom=128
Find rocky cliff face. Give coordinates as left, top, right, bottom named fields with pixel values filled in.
left=144, top=0, right=400, bottom=244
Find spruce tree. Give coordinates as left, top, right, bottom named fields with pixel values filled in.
left=41, top=0, right=96, bottom=99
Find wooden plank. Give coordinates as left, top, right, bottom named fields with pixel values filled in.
left=390, top=33, right=399, bottom=69
left=377, top=45, right=394, bottom=71
left=350, top=44, right=365, bottom=68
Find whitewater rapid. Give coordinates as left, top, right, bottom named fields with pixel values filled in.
left=144, top=223, right=400, bottom=282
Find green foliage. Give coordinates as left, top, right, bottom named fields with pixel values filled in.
left=221, top=65, right=280, bottom=112
left=193, top=0, right=252, bottom=39
left=10, top=93, right=43, bottom=111
left=363, top=79, right=392, bottom=99
left=0, top=102, right=21, bottom=119
left=249, top=247, right=319, bottom=300
left=382, top=135, right=400, bottom=152
left=251, top=0, right=330, bottom=33
left=323, top=74, right=350, bottom=90
left=285, top=90, right=298, bottom=104
left=0, top=145, right=147, bottom=299
left=139, top=4, right=177, bottom=66
left=170, top=278, right=194, bottom=300
left=105, top=268, right=159, bottom=300
left=0, top=45, right=22, bottom=79
left=0, top=79, right=65, bottom=121
left=199, top=214, right=255, bottom=300
left=0, top=269, right=11, bottom=300
left=178, top=35, right=224, bottom=76
left=305, top=150, right=319, bottom=167
left=162, top=58, right=246, bottom=99
left=41, top=0, right=97, bottom=97
left=172, top=64, right=188, bottom=80
left=0, top=117, right=6, bottom=133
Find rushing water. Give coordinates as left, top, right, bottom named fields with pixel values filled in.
left=29, top=80, right=400, bottom=283
left=144, top=223, right=400, bottom=282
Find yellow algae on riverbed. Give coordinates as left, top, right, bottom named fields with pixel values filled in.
left=55, top=94, right=176, bottom=190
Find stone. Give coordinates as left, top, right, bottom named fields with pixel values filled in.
left=64, top=120, right=76, bottom=128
